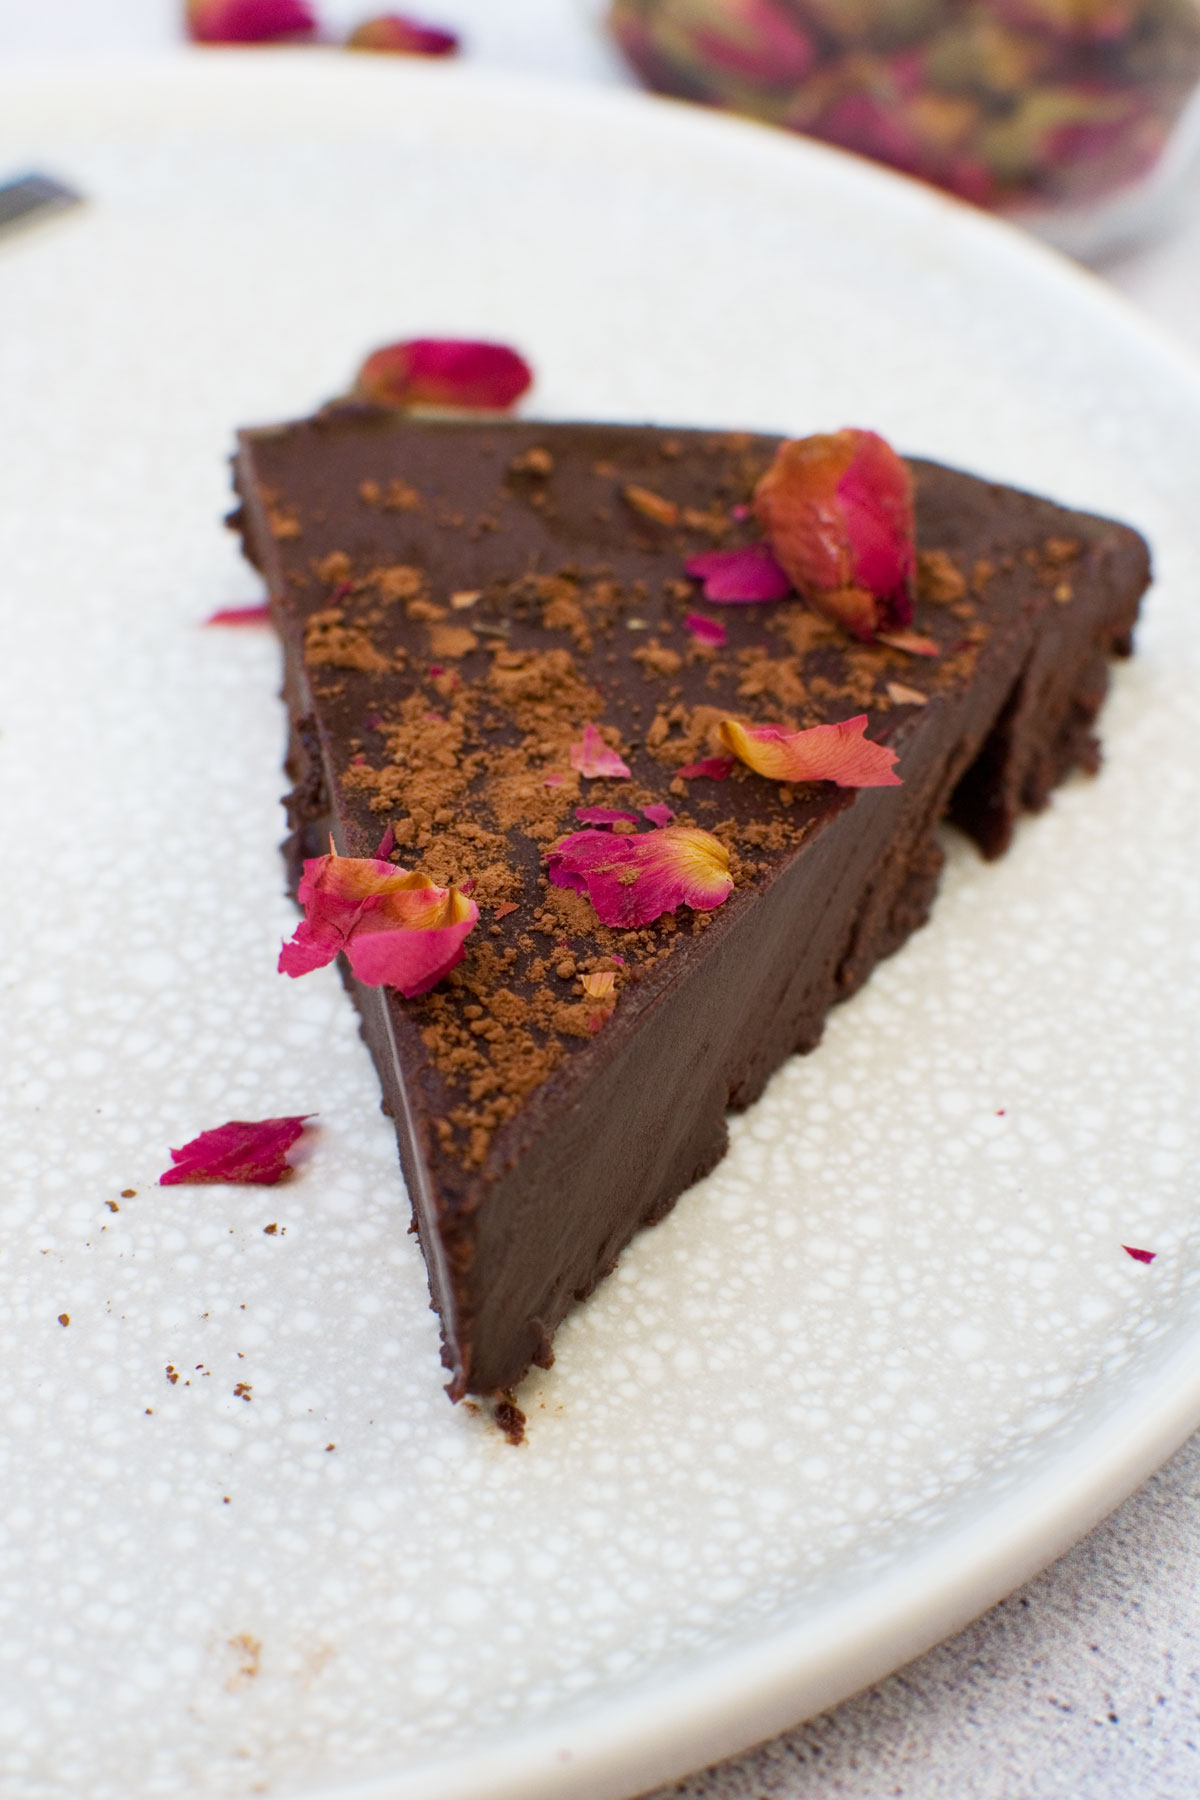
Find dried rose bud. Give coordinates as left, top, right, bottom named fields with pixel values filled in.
left=753, top=429, right=915, bottom=640
left=354, top=338, right=533, bottom=411
left=186, top=0, right=317, bottom=43
left=688, top=0, right=817, bottom=88
left=991, top=0, right=1137, bottom=44
left=346, top=13, right=460, bottom=54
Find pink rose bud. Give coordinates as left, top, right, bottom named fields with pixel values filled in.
left=346, top=13, right=460, bottom=54
left=754, top=428, right=916, bottom=640
left=186, top=0, right=317, bottom=43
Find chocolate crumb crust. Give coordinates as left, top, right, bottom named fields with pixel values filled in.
left=232, top=411, right=1149, bottom=1398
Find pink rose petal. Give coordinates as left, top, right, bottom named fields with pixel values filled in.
left=354, top=338, right=532, bottom=411
left=205, top=603, right=273, bottom=626
left=685, top=542, right=791, bottom=603
left=546, top=826, right=732, bottom=928
left=543, top=772, right=565, bottom=788
left=159, top=1116, right=311, bottom=1186
left=719, top=715, right=901, bottom=787
left=685, top=612, right=728, bottom=649
left=374, top=824, right=396, bottom=860
left=278, top=854, right=478, bottom=996
left=642, top=804, right=675, bottom=827
left=569, top=721, right=631, bottom=779
left=754, top=429, right=915, bottom=640
left=678, top=756, right=734, bottom=781
left=346, top=13, right=460, bottom=54
left=186, top=0, right=316, bottom=42
left=878, top=629, right=940, bottom=657
left=1122, top=1244, right=1157, bottom=1263
left=575, top=807, right=640, bottom=825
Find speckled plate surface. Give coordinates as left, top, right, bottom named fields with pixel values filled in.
left=1, top=51, right=1198, bottom=1800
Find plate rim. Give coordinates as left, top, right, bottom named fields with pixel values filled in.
left=5, top=50, right=1200, bottom=1800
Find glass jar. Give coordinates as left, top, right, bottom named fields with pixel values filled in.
left=607, top=0, right=1200, bottom=257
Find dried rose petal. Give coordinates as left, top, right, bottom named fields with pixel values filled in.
left=678, top=756, right=734, bottom=780
left=685, top=612, right=728, bottom=649
left=575, top=806, right=640, bottom=826
left=346, top=13, right=460, bottom=54
left=580, top=971, right=617, bottom=1001
left=278, top=853, right=478, bottom=996
left=754, top=429, right=915, bottom=640
left=186, top=0, right=316, bottom=42
left=374, top=824, right=396, bottom=860
left=569, top=722, right=631, bottom=779
left=354, top=338, right=532, bottom=411
left=543, top=772, right=565, bottom=788
left=878, top=629, right=940, bottom=657
left=719, top=715, right=901, bottom=787
left=642, top=804, right=675, bottom=827
left=1122, top=1244, right=1157, bottom=1263
left=546, top=826, right=732, bottom=928
left=205, top=602, right=273, bottom=626
left=686, top=542, right=791, bottom=603
left=160, top=1116, right=311, bottom=1187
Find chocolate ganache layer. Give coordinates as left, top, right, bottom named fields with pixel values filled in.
left=232, top=411, right=1149, bottom=1398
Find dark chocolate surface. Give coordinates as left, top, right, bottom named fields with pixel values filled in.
left=232, top=411, right=1149, bottom=1397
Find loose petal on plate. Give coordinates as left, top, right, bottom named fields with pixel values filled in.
left=205, top=602, right=273, bottom=626
left=354, top=338, right=533, bottom=411
left=1122, top=1244, right=1157, bottom=1263
left=642, top=803, right=675, bottom=827
left=685, top=612, right=728, bottom=649
left=678, top=756, right=734, bottom=780
left=719, top=715, right=901, bottom=787
left=575, top=806, right=640, bottom=825
left=186, top=0, right=316, bottom=41
left=160, top=1116, right=311, bottom=1186
left=569, top=721, right=631, bottom=779
left=878, top=629, right=940, bottom=657
left=546, top=826, right=733, bottom=928
left=346, top=13, right=459, bottom=53
left=278, top=853, right=478, bottom=995
left=685, top=542, right=791, bottom=603
left=753, top=428, right=915, bottom=639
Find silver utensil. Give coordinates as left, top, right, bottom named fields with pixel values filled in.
left=0, top=172, right=83, bottom=238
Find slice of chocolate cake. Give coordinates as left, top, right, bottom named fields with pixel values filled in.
left=231, top=412, right=1149, bottom=1400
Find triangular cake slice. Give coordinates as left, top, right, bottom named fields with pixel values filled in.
left=232, top=412, right=1148, bottom=1400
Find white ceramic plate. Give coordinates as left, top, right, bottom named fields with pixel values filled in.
left=1, top=52, right=1198, bottom=1800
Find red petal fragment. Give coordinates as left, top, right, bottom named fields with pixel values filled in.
left=1122, top=1244, right=1157, bottom=1263
left=545, top=826, right=732, bottom=928
left=678, top=756, right=734, bottom=780
left=205, top=602, right=273, bottom=626
left=374, top=824, right=396, bottom=860
left=160, top=1116, right=311, bottom=1187
left=493, top=901, right=518, bottom=919
left=575, top=806, right=640, bottom=825
left=278, top=853, right=478, bottom=996
left=186, top=0, right=316, bottom=42
left=569, top=721, right=631, bottom=779
left=543, top=772, right=565, bottom=787
left=878, top=629, right=940, bottom=657
left=346, top=14, right=460, bottom=54
left=685, top=542, right=791, bottom=603
left=580, top=970, right=616, bottom=1000
left=354, top=338, right=532, bottom=412
left=754, top=429, right=915, bottom=640
left=719, top=715, right=901, bottom=787
left=642, top=803, right=675, bottom=827
left=685, top=611, right=728, bottom=649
